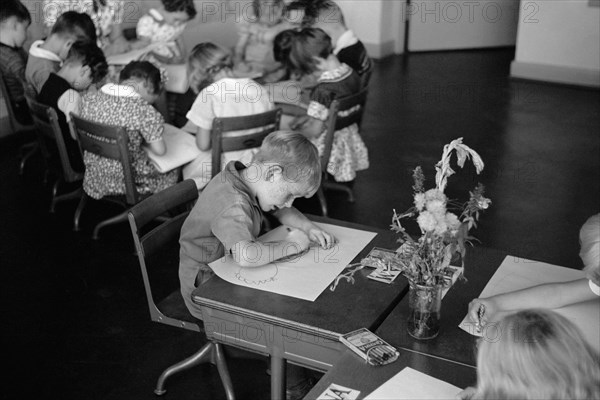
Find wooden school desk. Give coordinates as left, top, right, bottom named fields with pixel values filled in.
left=191, top=216, right=409, bottom=400
left=304, top=347, right=477, bottom=400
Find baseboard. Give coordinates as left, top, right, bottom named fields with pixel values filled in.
left=510, top=60, right=600, bottom=88
left=363, top=40, right=397, bottom=59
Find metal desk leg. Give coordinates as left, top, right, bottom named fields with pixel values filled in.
left=270, top=353, right=286, bottom=400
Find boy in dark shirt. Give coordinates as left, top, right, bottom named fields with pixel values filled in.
left=0, top=0, right=32, bottom=124
left=38, top=41, right=107, bottom=172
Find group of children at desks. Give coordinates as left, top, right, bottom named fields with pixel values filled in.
left=1, top=0, right=599, bottom=399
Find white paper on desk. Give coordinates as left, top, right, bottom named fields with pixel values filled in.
left=458, top=255, right=600, bottom=351
left=317, top=383, right=360, bottom=400
left=364, top=367, right=462, bottom=400
left=209, top=223, right=377, bottom=301
left=146, top=124, right=200, bottom=173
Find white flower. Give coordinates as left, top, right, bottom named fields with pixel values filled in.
left=477, top=197, right=492, bottom=210
left=426, top=199, right=446, bottom=216
left=417, top=211, right=437, bottom=232
left=445, top=212, right=461, bottom=234
left=434, top=219, right=448, bottom=235
left=414, top=193, right=426, bottom=211
left=425, top=188, right=446, bottom=203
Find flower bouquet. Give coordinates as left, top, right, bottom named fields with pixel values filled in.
left=391, top=138, right=491, bottom=339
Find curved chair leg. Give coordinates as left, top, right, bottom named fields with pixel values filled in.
left=73, top=193, right=88, bottom=232
left=92, top=209, right=129, bottom=240
left=316, top=187, right=328, bottom=217
left=154, top=342, right=215, bottom=396
left=50, top=178, right=62, bottom=213
left=19, top=142, right=37, bottom=176
left=214, top=343, right=235, bottom=400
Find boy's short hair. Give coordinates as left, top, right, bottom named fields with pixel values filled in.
left=65, top=41, right=108, bottom=83
left=254, top=131, right=321, bottom=191
left=162, top=0, right=197, bottom=19
left=119, top=61, right=164, bottom=95
left=273, top=29, right=295, bottom=63
left=0, top=0, right=31, bottom=24
left=50, top=11, right=97, bottom=43
left=289, top=28, right=332, bottom=75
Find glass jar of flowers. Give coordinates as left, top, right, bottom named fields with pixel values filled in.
left=391, top=138, right=491, bottom=340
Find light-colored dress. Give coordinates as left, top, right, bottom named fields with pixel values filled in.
left=80, top=84, right=179, bottom=199
left=42, top=0, right=125, bottom=48
left=307, top=64, right=369, bottom=182
left=237, top=20, right=284, bottom=74
left=182, top=77, right=275, bottom=189
left=136, top=8, right=187, bottom=60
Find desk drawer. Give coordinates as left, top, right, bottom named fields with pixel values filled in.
left=201, top=308, right=271, bottom=355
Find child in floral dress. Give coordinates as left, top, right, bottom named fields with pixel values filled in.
left=288, top=28, right=369, bottom=183
left=79, top=61, right=179, bottom=199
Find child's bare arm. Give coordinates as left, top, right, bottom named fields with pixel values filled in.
left=294, top=115, right=325, bottom=139
left=273, top=207, right=336, bottom=249
left=146, top=138, right=166, bottom=156
left=231, top=228, right=310, bottom=267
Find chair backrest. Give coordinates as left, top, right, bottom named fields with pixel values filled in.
left=128, top=179, right=200, bottom=331
left=69, top=113, right=140, bottom=204
left=24, top=93, right=83, bottom=183
left=0, top=70, right=34, bottom=133
left=210, top=108, right=282, bottom=177
left=321, top=88, right=368, bottom=174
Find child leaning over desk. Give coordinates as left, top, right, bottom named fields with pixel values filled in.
left=467, top=213, right=600, bottom=328
left=457, top=309, right=600, bottom=400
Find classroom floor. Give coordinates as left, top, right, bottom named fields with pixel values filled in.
left=1, top=48, right=599, bottom=400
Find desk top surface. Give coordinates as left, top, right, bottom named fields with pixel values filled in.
left=305, top=348, right=477, bottom=400
left=192, top=216, right=409, bottom=338
left=376, top=246, right=508, bottom=366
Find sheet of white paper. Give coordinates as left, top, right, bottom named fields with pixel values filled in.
left=459, top=256, right=600, bottom=351
left=106, top=43, right=165, bottom=65
left=317, top=383, right=360, bottom=400
left=209, top=223, right=377, bottom=301
left=146, top=124, right=201, bottom=173
left=364, top=367, right=461, bottom=400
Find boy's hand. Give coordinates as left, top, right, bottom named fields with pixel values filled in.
left=285, top=227, right=311, bottom=251
left=306, top=227, right=336, bottom=250
left=456, top=386, right=477, bottom=400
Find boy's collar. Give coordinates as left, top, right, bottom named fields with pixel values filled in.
left=28, top=40, right=62, bottom=62
left=100, top=83, right=141, bottom=98
left=148, top=8, right=165, bottom=22
left=318, top=63, right=352, bottom=82
left=333, top=30, right=358, bottom=55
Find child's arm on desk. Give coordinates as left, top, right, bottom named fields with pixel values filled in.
left=291, top=115, right=324, bottom=139
left=273, top=207, right=336, bottom=249
left=231, top=228, right=311, bottom=268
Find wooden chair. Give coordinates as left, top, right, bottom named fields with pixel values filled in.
left=127, top=179, right=234, bottom=399
left=316, top=88, right=369, bottom=217
left=70, top=114, right=147, bottom=239
left=210, top=108, right=282, bottom=177
left=0, top=70, right=37, bottom=174
left=24, top=94, right=84, bottom=212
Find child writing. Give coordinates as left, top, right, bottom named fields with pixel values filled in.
left=38, top=41, right=108, bottom=173
left=181, top=42, right=275, bottom=189
left=467, top=213, right=600, bottom=329
left=287, top=28, right=369, bottom=183
left=26, top=11, right=97, bottom=93
left=0, top=0, right=32, bottom=125
left=79, top=61, right=179, bottom=199
left=457, top=309, right=599, bottom=400
left=134, top=0, right=197, bottom=64
left=234, top=0, right=290, bottom=78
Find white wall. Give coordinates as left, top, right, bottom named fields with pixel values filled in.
left=407, top=0, right=519, bottom=51
left=511, top=0, right=600, bottom=87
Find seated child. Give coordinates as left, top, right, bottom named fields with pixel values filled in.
left=287, top=28, right=369, bottom=183
left=467, top=213, right=600, bottom=329
left=26, top=11, right=97, bottom=93
left=0, top=0, right=32, bottom=125
left=134, top=0, right=197, bottom=64
left=181, top=42, right=275, bottom=189
left=306, top=0, right=373, bottom=88
left=38, top=41, right=108, bottom=173
left=79, top=61, right=179, bottom=199
left=234, top=0, right=288, bottom=77
left=42, top=0, right=130, bottom=56
left=458, top=309, right=599, bottom=400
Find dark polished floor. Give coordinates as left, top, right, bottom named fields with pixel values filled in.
left=2, top=48, right=599, bottom=400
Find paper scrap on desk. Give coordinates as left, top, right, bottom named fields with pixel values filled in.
left=209, top=223, right=377, bottom=301
left=317, top=383, right=360, bottom=400
left=106, top=43, right=165, bottom=65
left=458, top=255, right=599, bottom=351
left=146, top=124, right=201, bottom=173
left=364, top=367, right=461, bottom=400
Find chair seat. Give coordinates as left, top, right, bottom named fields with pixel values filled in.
left=157, top=289, right=203, bottom=327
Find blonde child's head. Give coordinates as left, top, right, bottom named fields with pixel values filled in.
left=288, top=28, right=332, bottom=76
left=579, top=213, right=600, bottom=272
left=476, top=309, right=600, bottom=400
left=49, top=11, right=97, bottom=60
left=119, top=61, right=164, bottom=104
left=159, top=0, right=197, bottom=26
left=187, top=42, right=233, bottom=94
left=251, top=131, right=322, bottom=211
left=251, top=0, right=284, bottom=26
